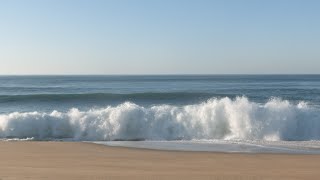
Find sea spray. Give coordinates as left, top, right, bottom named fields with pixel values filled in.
left=0, top=97, right=319, bottom=141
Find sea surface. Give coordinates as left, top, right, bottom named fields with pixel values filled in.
left=1, top=75, right=320, bottom=153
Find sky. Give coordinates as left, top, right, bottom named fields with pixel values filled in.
left=0, top=0, right=319, bottom=74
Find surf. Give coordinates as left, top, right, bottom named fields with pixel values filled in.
left=0, top=96, right=319, bottom=141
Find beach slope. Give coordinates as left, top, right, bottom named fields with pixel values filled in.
left=0, top=141, right=319, bottom=180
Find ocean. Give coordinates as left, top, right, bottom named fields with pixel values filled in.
left=1, top=75, right=320, bottom=153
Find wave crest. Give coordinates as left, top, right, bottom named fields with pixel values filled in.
left=0, top=97, right=319, bottom=141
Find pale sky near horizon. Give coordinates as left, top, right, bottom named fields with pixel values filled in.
left=0, top=0, right=319, bottom=74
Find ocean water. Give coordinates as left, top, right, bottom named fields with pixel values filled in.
left=1, top=75, right=320, bottom=153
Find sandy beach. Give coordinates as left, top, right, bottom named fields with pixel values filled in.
left=0, top=142, right=319, bottom=180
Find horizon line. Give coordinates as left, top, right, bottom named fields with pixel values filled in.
left=0, top=73, right=320, bottom=76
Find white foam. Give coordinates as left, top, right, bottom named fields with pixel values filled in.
left=0, top=97, right=319, bottom=141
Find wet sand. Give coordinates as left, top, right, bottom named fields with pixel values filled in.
left=0, top=141, right=319, bottom=180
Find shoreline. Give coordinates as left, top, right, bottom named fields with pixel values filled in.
left=92, top=140, right=320, bottom=154
left=1, top=141, right=320, bottom=180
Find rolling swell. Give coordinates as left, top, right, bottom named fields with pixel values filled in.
left=0, top=97, right=319, bottom=141
left=0, top=92, right=229, bottom=103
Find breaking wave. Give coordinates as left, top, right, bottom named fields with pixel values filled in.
left=0, top=97, right=319, bottom=141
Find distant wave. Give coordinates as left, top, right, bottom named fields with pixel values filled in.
left=0, top=92, right=229, bottom=103
left=0, top=97, right=319, bottom=141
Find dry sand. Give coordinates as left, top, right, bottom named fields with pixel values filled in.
left=0, top=141, right=319, bottom=180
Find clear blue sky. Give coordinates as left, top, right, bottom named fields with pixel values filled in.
left=0, top=0, right=319, bottom=74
